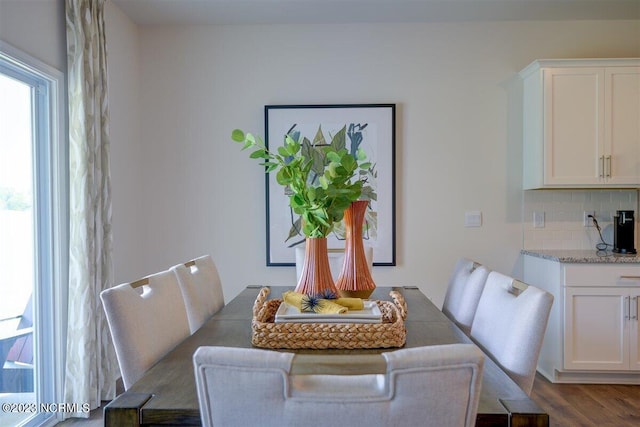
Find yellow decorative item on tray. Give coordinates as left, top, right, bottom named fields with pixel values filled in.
left=335, top=297, right=364, bottom=310
left=276, top=301, right=382, bottom=324
left=282, top=291, right=363, bottom=314
left=252, top=287, right=407, bottom=349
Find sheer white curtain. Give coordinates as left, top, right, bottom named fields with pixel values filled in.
left=64, top=0, right=119, bottom=417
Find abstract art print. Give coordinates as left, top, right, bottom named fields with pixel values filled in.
left=264, top=104, right=395, bottom=266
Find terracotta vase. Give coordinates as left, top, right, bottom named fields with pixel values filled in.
left=335, top=200, right=376, bottom=298
left=294, top=237, right=339, bottom=297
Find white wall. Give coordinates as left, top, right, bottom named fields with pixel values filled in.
left=0, top=0, right=66, bottom=72
left=104, top=2, right=144, bottom=284
left=108, top=18, right=638, bottom=306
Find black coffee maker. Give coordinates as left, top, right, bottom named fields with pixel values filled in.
left=613, top=210, right=637, bottom=254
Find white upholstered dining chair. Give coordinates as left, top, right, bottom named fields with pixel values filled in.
left=442, top=258, right=490, bottom=335
left=171, top=254, right=225, bottom=333
left=193, top=344, right=484, bottom=427
left=100, top=269, right=191, bottom=390
left=469, top=271, right=553, bottom=396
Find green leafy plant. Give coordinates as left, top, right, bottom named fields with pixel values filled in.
left=232, top=126, right=371, bottom=238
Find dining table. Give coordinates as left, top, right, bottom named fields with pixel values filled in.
left=103, top=285, right=549, bottom=427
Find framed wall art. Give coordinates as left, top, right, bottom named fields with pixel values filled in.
left=264, top=104, right=396, bottom=266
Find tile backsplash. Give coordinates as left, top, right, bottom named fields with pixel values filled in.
left=523, top=189, right=639, bottom=251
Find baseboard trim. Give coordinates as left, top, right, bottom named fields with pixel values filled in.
left=542, top=368, right=640, bottom=384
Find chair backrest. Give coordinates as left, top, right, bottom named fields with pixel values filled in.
left=442, top=258, right=490, bottom=335
left=1, top=296, right=34, bottom=393
left=5, top=295, right=33, bottom=364
left=295, top=246, right=373, bottom=283
left=193, top=344, right=484, bottom=427
left=100, top=269, right=190, bottom=390
left=171, top=255, right=225, bottom=333
left=470, top=271, right=553, bottom=395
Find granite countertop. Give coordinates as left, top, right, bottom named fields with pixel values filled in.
left=521, top=249, right=640, bottom=264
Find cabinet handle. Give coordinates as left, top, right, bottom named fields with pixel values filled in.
left=632, top=297, right=638, bottom=321
left=625, top=296, right=630, bottom=320
left=620, top=276, right=640, bottom=280
left=606, top=156, right=612, bottom=178
left=599, top=156, right=605, bottom=178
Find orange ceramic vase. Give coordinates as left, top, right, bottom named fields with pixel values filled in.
left=294, top=237, right=339, bottom=297
left=335, top=200, right=376, bottom=298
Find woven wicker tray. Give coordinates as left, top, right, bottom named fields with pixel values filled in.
left=251, top=287, right=408, bottom=350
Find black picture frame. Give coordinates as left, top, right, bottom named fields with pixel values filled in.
left=264, top=104, right=396, bottom=266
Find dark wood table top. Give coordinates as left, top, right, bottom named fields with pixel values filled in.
left=104, top=285, right=548, bottom=427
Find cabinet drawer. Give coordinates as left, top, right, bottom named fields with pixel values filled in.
left=564, top=264, right=640, bottom=287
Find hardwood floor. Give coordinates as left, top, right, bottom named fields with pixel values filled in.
left=52, top=374, right=640, bottom=426
left=531, top=373, right=640, bottom=427
left=55, top=405, right=103, bottom=427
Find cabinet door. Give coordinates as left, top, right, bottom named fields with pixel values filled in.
left=631, top=291, right=640, bottom=371
left=564, top=287, right=628, bottom=370
left=604, top=67, right=640, bottom=185
left=543, top=68, right=605, bottom=185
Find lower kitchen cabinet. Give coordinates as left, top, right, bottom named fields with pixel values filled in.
left=522, top=251, right=640, bottom=383
left=564, top=286, right=639, bottom=371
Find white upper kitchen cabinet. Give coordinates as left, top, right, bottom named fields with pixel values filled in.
left=520, top=59, right=640, bottom=189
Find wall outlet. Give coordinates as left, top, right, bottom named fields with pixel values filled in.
left=583, top=211, right=596, bottom=227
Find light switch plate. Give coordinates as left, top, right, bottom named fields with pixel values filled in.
left=533, top=211, right=545, bottom=228
left=464, top=211, right=482, bottom=227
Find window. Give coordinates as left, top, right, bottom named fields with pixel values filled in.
left=0, top=41, right=66, bottom=427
